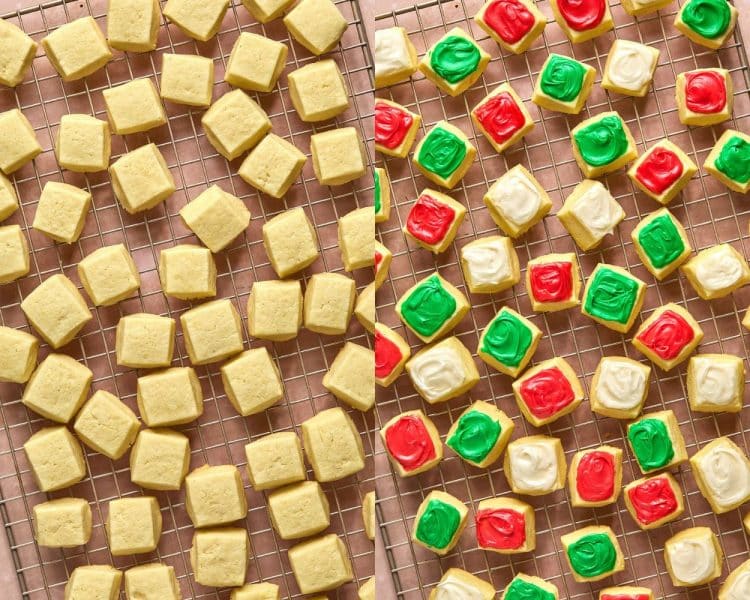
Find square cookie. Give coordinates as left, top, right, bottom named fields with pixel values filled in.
left=460, top=235, right=520, bottom=294
left=626, top=410, right=688, bottom=474
left=0, top=172, right=19, bottom=222
left=283, top=0, right=348, bottom=55
left=631, top=208, right=692, bottom=280
left=0, top=326, right=38, bottom=384
left=0, top=225, right=29, bottom=283
left=664, top=527, right=722, bottom=587
left=474, top=0, right=545, bottom=54
left=73, top=390, right=139, bottom=459
left=106, top=496, right=162, bottom=555
left=311, top=127, right=366, bottom=186
left=242, top=0, right=294, bottom=22
left=719, top=557, right=750, bottom=599
left=532, top=54, right=596, bottom=114
left=267, top=480, right=330, bottom=540
left=162, top=0, right=229, bottom=41
left=569, top=445, right=623, bottom=507
left=124, top=564, right=180, bottom=600
left=137, top=366, right=203, bottom=426
left=691, top=437, right=750, bottom=513
left=632, top=303, right=703, bottom=370
left=477, top=306, right=541, bottom=377
left=22, top=352, right=92, bottom=423
left=202, top=89, right=270, bottom=160
left=375, top=241, right=392, bottom=288
left=503, top=575, right=559, bottom=600
left=446, top=401, right=514, bottom=468
left=55, top=114, right=111, bottom=173
left=0, top=20, right=36, bottom=87
left=403, top=189, right=466, bottom=253
left=430, top=569, right=495, bottom=600
left=475, top=497, right=535, bottom=554
left=190, top=527, right=248, bottom=588
left=512, top=357, right=583, bottom=426
left=413, top=120, right=476, bottom=189
left=558, top=179, right=624, bottom=251
left=484, top=164, right=552, bottom=237
left=288, top=534, right=353, bottom=594
left=288, top=59, right=350, bottom=122
left=181, top=299, right=244, bottom=365
left=621, top=0, right=672, bottom=14
left=231, top=583, right=281, bottom=600
left=225, top=32, right=287, bottom=92
left=65, top=566, right=122, bottom=600
left=301, top=407, right=364, bottom=482
left=628, top=140, right=697, bottom=204
left=581, top=264, right=646, bottom=333
left=239, top=133, right=306, bottom=198
left=687, top=353, right=744, bottom=413
left=109, top=143, right=176, bottom=213
left=704, top=129, right=750, bottom=193
left=380, top=409, right=442, bottom=476
left=624, top=472, right=684, bottom=530
left=185, top=465, right=247, bottom=527
left=158, top=244, right=217, bottom=299
left=676, top=68, right=733, bottom=126
left=355, top=282, right=375, bottom=333
left=571, top=111, right=638, bottom=178
left=323, top=342, right=374, bottom=411
left=550, top=0, right=613, bottom=43
left=247, top=279, right=302, bottom=341
left=24, top=426, right=86, bottom=492
left=160, top=53, right=214, bottom=107
left=590, top=356, right=651, bottom=420
left=374, top=99, right=421, bottom=157
left=107, top=0, right=160, bottom=52
left=602, top=40, right=659, bottom=97
left=412, top=491, right=468, bottom=555
left=32, top=181, right=91, bottom=243
left=304, top=272, right=355, bottom=335
left=103, top=78, right=167, bottom=135
left=374, top=323, right=410, bottom=386
left=562, top=526, right=624, bottom=582
left=78, top=243, right=140, bottom=306
left=504, top=435, right=566, bottom=496
left=418, top=27, right=490, bottom=96
left=472, top=83, right=534, bottom=152
left=221, top=348, right=283, bottom=416
left=34, top=497, right=91, bottom=547
left=245, top=431, right=305, bottom=490
left=373, top=27, right=418, bottom=88
left=338, top=206, right=374, bottom=270
left=179, top=185, right=250, bottom=253
left=0, top=108, right=41, bottom=174
left=396, top=273, right=469, bottom=343
left=407, top=336, right=479, bottom=403
left=130, top=428, right=190, bottom=490
left=526, top=252, right=581, bottom=311
left=42, top=16, right=111, bottom=81
left=675, top=0, right=737, bottom=50
left=262, top=207, right=319, bottom=277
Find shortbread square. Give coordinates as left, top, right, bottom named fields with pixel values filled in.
left=484, top=164, right=551, bottom=238
left=362, top=491, right=375, bottom=540
left=581, top=264, right=646, bottom=333
left=160, top=53, right=214, bottom=107
left=374, top=168, right=391, bottom=224
left=631, top=208, right=692, bottom=280
left=130, top=428, right=190, bottom=490
left=225, top=32, right=287, bottom=92
left=179, top=185, right=250, bottom=253
left=675, top=0, right=738, bottom=50
left=186, top=465, right=247, bottom=527
left=375, top=242, right=396, bottom=290
left=106, top=496, right=162, bottom=555
left=262, top=208, right=319, bottom=277
left=301, top=407, right=364, bottom=482
left=162, top=0, right=229, bottom=42
left=65, top=566, right=122, bottom=600
left=550, top=0, right=613, bottom=43
left=231, top=583, right=280, bottom=600
left=202, top=89, right=270, bottom=160
left=504, top=435, right=566, bottom=496
left=558, top=179, right=625, bottom=251
left=412, top=491, right=468, bottom=555
left=158, top=244, right=216, bottom=300
left=419, top=27, right=490, bottom=97
left=373, top=27, right=418, bottom=88
left=446, top=400, right=513, bottom=469
left=288, top=534, right=353, bottom=594
left=621, top=0, right=672, bottom=14
left=34, top=498, right=91, bottom=547
left=381, top=409, right=442, bottom=476
left=472, top=83, right=534, bottom=152
left=124, top=564, right=180, bottom=600
left=502, top=575, right=559, bottom=600
left=103, top=79, right=167, bottom=135
left=22, top=353, right=92, bottom=423
left=562, top=526, right=624, bottom=582
left=633, top=303, right=703, bottom=370
left=137, top=367, right=203, bottom=426
left=0, top=108, right=41, bottom=174
left=242, top=0, right=295, bottom=23
left=267, top=480, right=330, bottom=540
left=474, top=0, right=545, bottom=54
left=191, top=528, right=248, bottom=588
left=283, top=0, right=348, bottom=56
left=24, top=426, right=86, bottom=492
left=32, top=181, right=91, bottom=243
left=475, top=497, right=535, bottom=553
left=0, top=172, right=19, bottom=222
left=628, top=140, right=697, bottom=204
left=461, top=236, right=519, bottom=294
left=676, top=68, right=733, bottom=126
left=688, top=354, right=744, bottom=413
left=664, top=527, right=722, bottom=587
left=691, top=437, right=750, bottom=513
left=181, top=299, right=244, bottom=365
left=526, top=252, right=581, bottom=311
left=107, top=0, right=160, bottom=52
left=304, top=272, right=356, bottom=335
left=0, top=20, right=37, bottom=87
left=78, top=243, right=140, bottom=306
left=221, top=349, right=284, bottom=416
left=245, top=431, right=305, bottom=490
left=704, top=129, right=750, bottom=194
left=590, top=356, right=651, bottom=420
left=355, top=282, right=375, bottom=333
left=532, top=54, right=596, bottom=114
left=42, top=16, right=112, bottom=81
left=478, top=306, right=541, bottom=377
left=323, top=342, right=374, bottom=411
left=374, top=323, right=410, bottom=387
left=571, top=111, right=638, bottom=178
left=55, top=114, right=110, bottom=173
left=339, top=207, right=374, bottom=270
left=569, top=445, right=623, bottom=508
left=396, top=273, right=469, bottom=343
left=719, top=557, right=750, bottom=599
left=311, top=127, right=366, bottom=186
left=247, top=279, right=302, bottom=341
left=116, top=313, right=175, bottom=369
left=0, top=326, right=38, bottom=384
left=20, top=274, right=92, bottom=348
left=0, top=225, right=29, bottom=283
left=406, top=336, right=479, bottom=403
left=73, top=390, right=140, bottom=459
left=110, top=143, right=176, bottom=213
left=404, top=189, right=466, bottom=254
left=513, top=357, right=584, bottom=426
left=602, top=40, right=659, bottom=97
left=626, top=410, right=687, bottom=474
left=413, top=121, right=476, bottom=189
left=239, top=133, right=306, bottom=198
left=374, top=99, right=421, bottom=157
left=288, top=59, right=350, bottom=122
left=624, top=473, right=684, bottom=530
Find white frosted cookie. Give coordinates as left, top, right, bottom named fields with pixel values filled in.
left=503, top=435, right=566, bottom=496
left=664, top=527, right=723, bottom=587
left=690, top=437, right=750, bottom=514
left=602, top=39, right=659, bottom=97
left=687, top=354, right=744, bottom=413
left=460, top=235, right=520, bottom=294
left=558, top=180, right=624, bottom=251
left=429, top=568, right=495, bottom=599
left=720, top=558, right=750, bottom=600
left=374, top=27, right=418, bottom=88
left=681, top=243, right=750, bottom=300
left=484, top=164, right=552, bottom=238
left=590, top=356, right=650, bottom=420
left=406, top=336, right=480, bottom=404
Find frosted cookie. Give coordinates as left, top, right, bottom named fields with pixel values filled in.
left=562, top=525, right=624, bottom=582
left=664, top=527, right=723, bottom=587
left=245, top=431, right=305, bottom=490
left=129, top=428, right=190, bottom=491
left=102, top=79, right=166, bottom=135
left=682, top=244, right=750, bottom=300
left=550, top=0, right=614, bottom=43
left=625, top=472, right=684, bottom=530
left=571, top=111, right=638, bottom=178
left=288, top=59, right=349, bottom=122
left=323, top=342, right=374, bottom=411
left=688, top=354, right=743, bottom=413
left=600, top=588, right=654, bottom=600
left=288, top=534, right=353, bottom=594
left=362, top=490, right=375, bottom=540
left=162, top=0, right=228, bottom=41
left=633, top=303, right=703, bottom=370
left=359, top=577, right=375, bottom=600
left=231, top=583, right=281, bottom=600
left=181, top=299, right=244, bottom=365
left=20, top=274, right=92, bottom=348
left=621, top=0, right=672, bottom=14
left=628, top=140, right=697, bottom=205
left=185, top=465, right=246, bottom=527
left=137, top=367, right=203, bottom=426
left=557, top=180, right=624, bottom=251
left=403, top=188, right=466, bottom=253
left=78, top=244, right=140, bottom=306
left=374, top=323, right=410, bottom=387
left=477, top=306, right=541, bottom=377
left=304, top=272, right=355, bottom=335
left=106, top=496, right=161, bottom=555
left=354, top=282, right=375, bottom=333
left=602, top=40, right=659, bottom=97
left=248, top=279, right=302, bottom=341
left=24, top=426, right=86, bottom=492
left=22, top=353, right=92, bottom=423
left=691, top=437, right=750, bottom=513
left=704, top=129, right=750, bottom=194
left=676, top=68, right=733, bottom=126
left=268, top=480, right=329, bottom=540
left=124, top=564, right=180, bottom=600
left=0, top=108, right=41, bottom=174
left=590, top=356, right=650, bottom=420
left=158, top=244, right=216, bottom=299
left=107, top=0, right=160, bottom=52
left=110, top=143, right=176, bottom=214
left=221, top=349, right=283, bottom=416
left=675, top=0, right=738, bottom=50
left=225, top=32, right=287, bottom=92
left=526, top=253, right=581, bottom=311
left=65, top=565, right=122, bottom=600
left=474, top=0, right=545, bottom=54
left=34, top=498, right=91, bottom=547
left=374, top=99, right=421, bottom=157
left=191, top=527, right=248, bottom=588
left=0, top=225, right=29, bottom=283
left=532, top=54, right=596, bottom=115
left=74, top=390, right=139, bottom=459
left=460, top=235, right=520, bottom=294
left=301, top=407, right=364, bottom=482
left=569, top=445, right=623, bottom=508
left=0, top=172, right=18, bottom=222
left=484, top=164, right=552, bottom=238
left=283, top=0, right=347, bottom=55
left=374, top=240, right=391, bottom=288
left=160, top=53, right=214, bottom=107
left=0, top=20, right=36, bottom=87
left=311, top=127, right=366, bottom=186
left=202, top=89, right=270, bottom=160
left=180, top=185, right=250, bottom=253
left=406, top=336, right=480, bottom=403
left=242, top=0, right=294, bottom=23
left=419, top=28, right=490, bottom=97
left=513, top=357, right=583, bottom=426
left=239, top=133, right=306, bottom=199
left=262, top=207, right=319, bottom=277
left=380, top=409, right=442, bottom=476
left=373, top=27, right=418, bottom=88
left=471, top=83, right=534, bottom=152
left=396, top=273, right=469, bottom=343
left=447, top=401, right=513, bottom=468
left=412, top=491, right=468, bottom=555
left=55, top=114, right=110, bottom=173
left=627, top=410, right=687, bottom=474
left=503, top=435, right=566, bottom=496
left=631, top=209, right=692, bottom=280
left=338, top=207, right=373, bottom=270
left=430, top=569, right=495, bottom=600
left=581, top=264, right=646, bottom=333
left=32, top=181, right=91, bottom=243
left=375, top=167, right=391, bottom=223
left=0, top=326, right=37, bottom=384
left=720, top=558, right=750, bottom=600
left=502, top=574, right=558, bottom=600
left=42, top=16, right=111, bottom=81
left=475, top=497, right=535, bottom=553
left=413, top=121, right=476, bottom=188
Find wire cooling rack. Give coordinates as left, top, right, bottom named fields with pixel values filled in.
left=0, top=0, right=375, bottom=598
left=374, top=0, right=750, bottom=598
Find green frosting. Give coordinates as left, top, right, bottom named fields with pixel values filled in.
left=430, top=35, right=481, bottom=84
left=584, top=267, right=639, bottom=324
left=417, top=127, right=467, bottom=179
left=480, top=310, right=533, bottom=367
left=715, top=135, right=750, bottom=184
left=374, top=169, right=382, bottom=215
left=446, top=410, right=501, bottom=463
left=415, top=498, right=461, bottom=549
left=401, top=275, right=456, bottom=337
left=638, top=214, right=685, bottom=269
left=681, top=0, right=731, bottom=39
left=566, top=533, right=617, bottom=579
left=540, top=55, right=586, bottom=102
left=505, top=578, right=556, bottom=600
left=628, top=418, right=674, bottom=471
left=574, top=115, right=629, bottom=167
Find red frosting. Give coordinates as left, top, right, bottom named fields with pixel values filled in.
left=635, top=310, right=694, bottom=360
left=384, top=415, right=436, bottom=471
left=482, top=0, right=536, bottom=44
left=576, top=450, right=615, bottom=502
left=635, top=147, right=684, bottom=195
left=474, top=92, right=526, bottom=145
left=519, top=367, right=575, bottom=419
left=555, top=0, right=606, bottom=31
left=405, top=194, right=456, bottom=245
left=375, top=330, right=402, bottom=379
left=375, top=101, right=414, bottom=150
left=601, top=595, right=650, bottom=600
left=529, top=262, right=573, bottom=302
left=475, top=508, right=526, bottom=550
left=374, top=250, right=383, bottom=274
left=627, top=475, right=678, bottom=525
left=685, top=71, right=726, bottom=114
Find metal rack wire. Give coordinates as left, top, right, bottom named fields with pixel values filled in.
left=0, top=0, right=375, bottom=598
left=373, top=0, right=750, bottom=598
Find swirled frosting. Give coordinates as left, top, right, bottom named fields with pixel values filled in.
left=667, top=535, right=716, bottom=585
left=696, top=444, right=750, bottom=507
left=576, top=450, right=615, bottom=502
left=529, top=261, right=573, bottom=303
left=375, top=101, right=414, bottom=150
left=715, top=136, right=750, bottom=185
left=384, top=414, right=436, bottom=471
left=409, top=346, right=466, bottom=402
left=474, top=92, right=526, bottom=144
left=596, top=358, right=647, bottom=411
left=694, top=246, right=743, bottom=292
left=681, top=0, right=731, bottom=40
left=724, top=569, right=750, bottom=600
left=480, top=310, right=534, bottom=368
left=374, top=28, right=412, bottom=79
left=508, top=440, right=559, bottom=492
left=375, top=330, right=403, bottom=379
left=461, top=239, right=511, bottom=286
left=540, top=54, right=586, bottom=102
left=571, top=182, right=623, bottom=238
left=482, top=0, right=535, bottom=44
left=414, top=498, right=461, bottom=549
left=608, top=40, right=655, bottom=91
left=486, top=170, right=541, bottom=226
left=434, top=575, right=484, bottom=600
left=447, top=410, right=501, bottom=463
left=518, top=367, right=575, bottom=419
left=400, top=275, right=456, bottom=337
left=555, top=0, right=606, bottom=31
left=406, top=193, right=456, bottom=245
left=566, top=532, right=617, bottom=578
left=635, top=309, right=694, bottom=360
left=635, top=147, right=684, bottom=195
left=418, top=127, right=467, bottom=179
left=628, top=418, right=674, bottom=471
left=583, top=267, right=639, bottom=325
left=430, top=35, right=481, bottom=83
left=574, top=115, right=629, bottom=167
left=504, top=578, right=556, bottom=600
left=627, top=475, right=679, bottom=525
left=637, top=213, right=685, bottom=269
left=475, top=507, right=525, bottom=550
left=691, top=356, right=737, bottom=406
left=684, top=70, right=726, bottom=114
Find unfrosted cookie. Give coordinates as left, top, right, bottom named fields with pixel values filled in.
left=471, top=83, right=534, bottom=152
left=374, top=323, right=410, bottom=387
left=179, top=185, right=250, bottom=252
left=460, top=235, right=520, bottom=294
left=323, top=342, right=374, bottom=411
left=124, top=564, right=180, bottom=600
left=362, top=490, right=375, bottom=541
left=380, top=409, right=442, bottom=477
left=413, top=120, right=476, bottom=189
left=624, top=472, right=684, bottom=530
left=557, top=179, right=624, bottom=251
left=0, top=326, right=37, bottom=384
left=602, top=40, right=659, bottom=97
left=338, top=207, right=373, bottom=270
left=627, top=410, right=687, bottom=474
left=42, top=16, right=111, bottom=81
left=185, top=465, right=246, bottom=527
left=354, top=282, right=375, bottom=333
left=477, top=306, right=541, bottom=377
left=403, top=189, right=466, bottom=253
left=267, top=480, right=329, bottom=540
left=78, top=243, right=140, bottom=306
left=590, top=356, right=650, bottom=420
left=137, top=367, right=203, bottom=426
left=288, top=59, right=349, bottom=122
left=406, top=336, right=479, bottom=403
left=373, top=27, right=417, bottom=88
left=202, top=89, right=270, bottom=160
left=24, top=426, right=86, bottom=492
left=474, top=0, right=545, bottom=54
left=631, top=208, right=692, bottom=280
left=283, top=0, right=347, bottom=56
left=225, top=32, right=287, bottom=92
left=0, top=20, right=36, bottom=87
left=526, top=252, right=581, bottom=311
left=483, top=164, right=551, bottom=237
left=569, top=445, right=622, bottom=507
left=504, top=435, right=566, bottom=496
left=231, top=583, right=280, bottom=600
left=687, top=354, right=744, bottom=413
left=181, top=299, right=244, bottom=365
left=106, top=496, right=161, bottom=555
left=34, top=497, right=91, bottom=547
left=160, top=53, right=214, bottom=107
left=562, top=525, right=624, bottom=582
left=690, top=437, right=750, bottom=514
left=0, top=108, right=41, bottom=173
left=102, top=79, right=166, bottom=135
left=221, top=348, right=283, bottom=416
left=0, top=225, right=29, bottom=283
left=374, top=99, right=421, bottom=157
left=0, top=172, right=18, bottom=222
left=107, top=0, right=160, bottom=52
left=664, top=527, right=723, bottom=587
left=190, top=527, right=248, bottom=588
left=129, top=428, right=190, bottom=491
left=55, top=114, right=110, bottom=173
left=581, top=264, right=646, bottom=333
left=245, top=431, right=305, bottom=491
left=263, top=208, right=320, bottom=277
left=311, top=127, right=366, bottom=186
left=304, top=272, right=355, bottom=335
left=247, top=279, right=302, bottom=341
left=65, top=565, right=122, bottom=600
left=475, top=497, right=535, bottom=553
left=676, top=68, right=733, bottom=126
left=628, top=140, right=697, bottom=204
left=704, top=129, right=750, bottom=194
left=532, top=54, right=596, bottom=114
left=674, top=0, right=738, bottom=50
left=571, top=111, right=637, bottom=178
left=512, top=357, right=583, bottom=426
left=32, top=181, right=91, bottom=243
left=550, top=0, right=613, bottom=43
left=288, top=534, right=353, bottom=594
left=239, top=134, right=306, bottom=199
left=242, top=0, right=294, bottom=23
left=301, top=407, right=364, bottom=482
left=22, top=353, right=92, bottom=423
left=412, top=491, right=468, bottom=555
left=109, top=143, right=176, bottom=214
left=74, top=390, right=139, bottom=459
left=419, top=27, right=490, bottom=97
left=396, top=273, right=469, bottom=343
left=632, top=303, right=703, bottom=370
left=158, top=244, right=216, bottom=299
left=162, top=0, right=229, bottom=42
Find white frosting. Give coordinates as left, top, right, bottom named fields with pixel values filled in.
left=374, top=28, right=412, bottom=80
left=571, top=182, right=624, bottom=239
left=608, top=40, right=655, bottom=91
left=697, top=445, right=750, bottom=507
left=434, top=575, right=484, bottom=600
left=409, top=347, right=465, bottom=402
left=725, top=570, right=750, bottom=600
left=667, top=536, right=716, bottom=585
left=461, top=239, right=511, bottom=285
left=596, top=358, right=647, bottom=411
left=695, top=246, right=743, bottom=292
left=487, top=171, right=541, bottom=227
left=691, top=357, right=738, bottom=406
left=508, top=441, right=558, bottom=492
